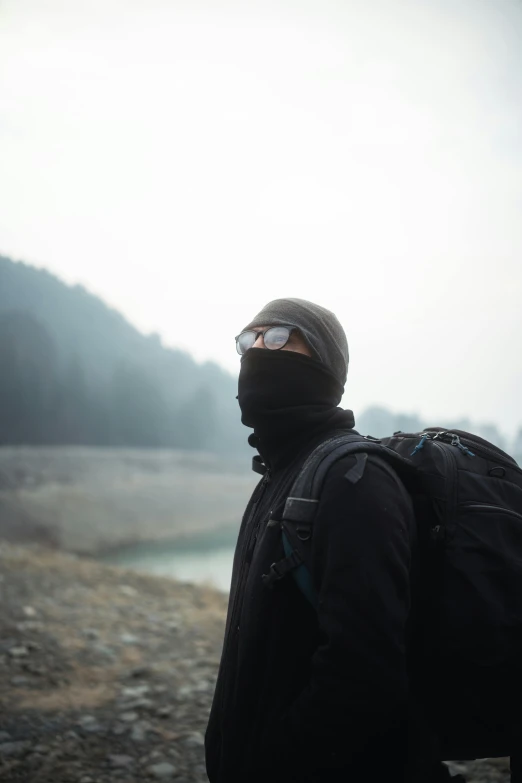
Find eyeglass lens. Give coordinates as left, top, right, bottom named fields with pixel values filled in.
left=264, top=326, right=291, bottom=350
left=236, top=326, right=291, bottom=355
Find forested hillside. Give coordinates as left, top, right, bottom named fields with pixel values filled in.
left=0, top=256, right=244, bottom=452
left=1, top=254, right=519, bottom=460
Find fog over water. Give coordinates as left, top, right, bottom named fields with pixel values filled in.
left=104, top=541, right=236, bottom=592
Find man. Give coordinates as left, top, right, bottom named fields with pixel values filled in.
left=205, top=298, right=419, bottom=782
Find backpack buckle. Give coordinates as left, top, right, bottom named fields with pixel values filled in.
left=261, top=561, right=286, bottom=588
left=261, top=550, right=303, bottom=589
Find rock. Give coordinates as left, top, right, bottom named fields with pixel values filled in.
left=107, top=753, right=135, bottom=768
left=16, top=620, right=44, bottom=632
left=119, top=585, right=138, bottom=597
left=77, top=715, right=104, bottom=733
left=131, top=725, right=146, bottom=742
left=93, top=643, right=116, bottom=659
left=33, top=744, right=50, bottom=754
left=23, top=662, right=45, bottom=675
left=10, top=675, right=30, bottom=686
left=22, top=605, right=37, bottom=617
left=8, top=646, right=29, bottom=658
left=130, top=720, right=152, bottom=742
left=147, top=761, right=178, bottom=779
left=77, top=714, right=97, bottom=726
left=79, top=777, right=95, bottom=783
left=121, top=697, right=154, bottom=710
left=130, top=664, right=151, bottom=678
left=0, top=731, right=11, bottom=742
left=121, top=684, right=150, bottom=698
left=193, top=679, right=212, bottom=693
left=197, top=657, right=220, bottom=667
left=156, top=705, right=173, bottom=718
left=183, top=731, right=204, bottom=747
left=120, top=632, right=140, bottom=645
left=111, top=722, right=128, bottom=736
left=0, top=740, right=32, bottom=757
left=83, top=722, right=104, bottom=733
left=81, top=628, right=100, bottom=640
left=120, top=711, right=139, bottom=722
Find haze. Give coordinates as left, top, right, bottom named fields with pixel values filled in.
left=1, top=0, right=521, bottom=438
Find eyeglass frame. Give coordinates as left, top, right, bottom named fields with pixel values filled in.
left=234, top=325, right=297, bottom=355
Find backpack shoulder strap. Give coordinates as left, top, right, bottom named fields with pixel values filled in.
left=261, top=432, right=410, bottom=606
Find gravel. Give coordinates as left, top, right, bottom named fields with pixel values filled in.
left=0, top=542, right=227, bottom=782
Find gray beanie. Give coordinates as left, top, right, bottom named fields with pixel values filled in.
left=242, top=297, right=349, bottom=386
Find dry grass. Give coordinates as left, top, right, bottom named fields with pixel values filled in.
left=15, top=683, right=114, bottom=712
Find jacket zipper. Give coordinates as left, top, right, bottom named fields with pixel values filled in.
left=222, top=470, right=271, bottom=643
left=215, top=470, right=271, bottom=733
left=460, top=503, right=522, bottom=522
left=245, top=485, right=270, bottom=566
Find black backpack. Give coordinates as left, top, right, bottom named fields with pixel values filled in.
left=260, top=428, right=522, bottom=774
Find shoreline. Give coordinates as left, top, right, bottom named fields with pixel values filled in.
left=0, top=445, right=256, bottom=558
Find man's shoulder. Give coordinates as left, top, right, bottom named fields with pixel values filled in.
left=296, top=430, right=403, bottom=488
left=317, top=447, right=414, bottom=522
left=323, top=448, right=405, bottom=487
left=284, top=432, right=412, bottom=506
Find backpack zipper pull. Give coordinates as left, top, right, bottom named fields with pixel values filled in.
left=450, top=434, right=475, bottom=458
left=411, top=433, right=430, bottom=456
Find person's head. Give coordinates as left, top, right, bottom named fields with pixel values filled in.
left=236, top=298, right=349, bottom=437
left=236, top=297, right=349, bottom=387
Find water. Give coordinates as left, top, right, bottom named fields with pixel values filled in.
left=103, top=537, right=236, bottom=592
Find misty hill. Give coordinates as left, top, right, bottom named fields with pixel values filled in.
left=0, top=255, right=244, bottom=452
left=1, top=254, right=520, bottom=461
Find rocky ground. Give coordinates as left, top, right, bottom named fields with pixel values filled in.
left=0, top=542, right=228, bottom=782
left=0, top=542, right=514, bottom=783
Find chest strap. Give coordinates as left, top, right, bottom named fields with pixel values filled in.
left=261, top=546, right=303, bottom=588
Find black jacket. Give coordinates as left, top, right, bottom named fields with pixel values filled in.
left=205, top=422, right=417, bottom=782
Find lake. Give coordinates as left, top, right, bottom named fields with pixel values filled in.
left=102, top=535, right=237, bottom=592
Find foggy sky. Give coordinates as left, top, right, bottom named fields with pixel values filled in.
left=1, top=0, right=521, bottom=437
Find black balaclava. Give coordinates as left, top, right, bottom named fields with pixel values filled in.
left=237, top=298, right=355, bottom=471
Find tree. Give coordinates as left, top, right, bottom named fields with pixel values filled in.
left=0, top=311, right=58, bottom=444
left=108, top=362, right=169, bottom=447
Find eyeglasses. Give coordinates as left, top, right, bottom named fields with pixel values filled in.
left=235, top=325, right=296, bottom=356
